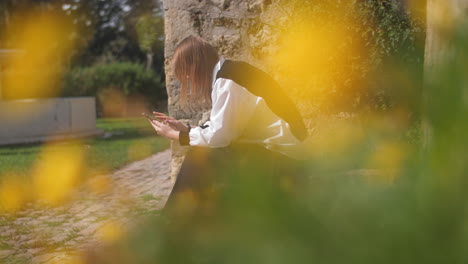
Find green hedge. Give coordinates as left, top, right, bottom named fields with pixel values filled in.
left=62, top=62, right=166, bottom=107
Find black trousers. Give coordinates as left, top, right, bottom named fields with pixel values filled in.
left=163, top=144, right=302, bottom=215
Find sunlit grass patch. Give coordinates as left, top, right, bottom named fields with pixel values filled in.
left=0, top=117, right=167, bottom=179
left=0, top=117, right=167, bottom=212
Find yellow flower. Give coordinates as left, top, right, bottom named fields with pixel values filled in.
left=32, top=142, right=85, bottom=205
left=0, top=174, right=28, bottom=213
left=97, top=221, right=126, bottom=243
left=367, top=141, right=408, bottom=183
left=3, top=10, right=77, bottom=102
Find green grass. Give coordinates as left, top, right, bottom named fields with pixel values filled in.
left=0, top=117, right=169, bottom=179
left=140, top=194, right=161, bottom=202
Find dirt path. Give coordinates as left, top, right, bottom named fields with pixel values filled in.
left=0, top=149, right=173, bottom=264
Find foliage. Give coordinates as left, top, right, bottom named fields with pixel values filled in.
left=63, top=0, right=164, bottom=67
left=135, top=14, right=164, bottom=70
left=135, top=15, right=164, bottom=55
left=0, top=0, right=164, bottom=69
left=62, top=62, right=166, bottom=108
left=263, top=0, right=425, bottom=114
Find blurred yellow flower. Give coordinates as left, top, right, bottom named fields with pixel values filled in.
left=32, top=142, right=85, bottom=205
left=3, top=10, right=77, bottom=101
left=305, top=117, right=364, bottom=160
left=97, top=221, right=126, bottom=243
left=87, top=175, right=112, bottom=195
left=268, top=6, right=361, bottom=103
left=0, top=174, right=28, bottom=213
left=368, top=141, right=408, bottom=183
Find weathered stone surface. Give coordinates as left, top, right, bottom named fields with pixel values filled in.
left=247, top=0, right=269, bottom=13
left=0, top=250, right=15, bottom=258
left=169, top=140, right=189, bottom=184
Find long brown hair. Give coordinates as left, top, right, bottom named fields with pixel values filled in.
left=172, top=36, right=219, bottom=108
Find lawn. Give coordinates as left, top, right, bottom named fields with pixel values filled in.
left=0, top=118, right=169, bottom=179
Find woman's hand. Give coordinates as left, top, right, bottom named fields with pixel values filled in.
left=153, top=112, right=189, bottom=132
left=149, top=119, right=179, bottom=141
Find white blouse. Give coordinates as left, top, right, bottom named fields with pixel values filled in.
left=188, top=59, right=305, bottom=159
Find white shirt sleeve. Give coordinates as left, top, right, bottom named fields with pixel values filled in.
left=189, top=78, right=257, bottom=148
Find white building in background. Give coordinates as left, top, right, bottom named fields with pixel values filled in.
left=0, top=49, right=102, bottom=145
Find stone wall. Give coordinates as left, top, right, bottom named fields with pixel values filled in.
left=162, top=0, right=275, bottom=182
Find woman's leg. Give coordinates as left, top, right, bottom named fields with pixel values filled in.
left=163, top=144, right=305, bottom=215
left=163, top=146, right=229, bottom=214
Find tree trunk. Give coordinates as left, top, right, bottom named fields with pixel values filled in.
left=423, top=0, right=468, bottom=147
left=425, top=0, right=468, bottom=71
left=146, top=52, right=153, bottom=71
left=3, top=8, right=9, bottom=27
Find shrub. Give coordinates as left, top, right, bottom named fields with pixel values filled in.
left=62, top=62, right=166, bottom=109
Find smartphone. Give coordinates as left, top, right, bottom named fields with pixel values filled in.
left=141, top=112, right=158, bottom=122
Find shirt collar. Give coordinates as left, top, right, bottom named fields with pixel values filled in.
left=212, top=57, right=225, bottom=86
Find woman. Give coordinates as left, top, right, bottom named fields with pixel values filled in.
left=149, top=35, right=307, bottom=214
